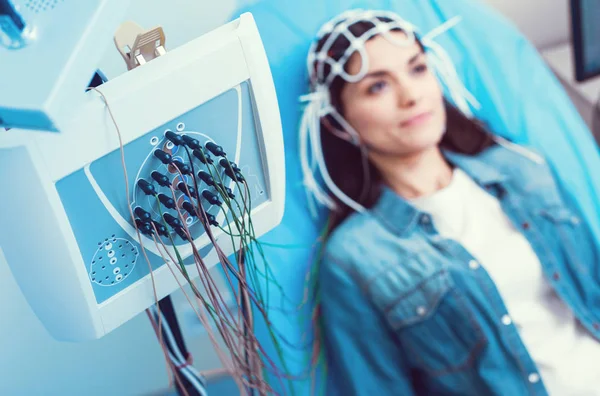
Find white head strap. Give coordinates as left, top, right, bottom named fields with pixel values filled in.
left=299, top=9, right=480, bottom=217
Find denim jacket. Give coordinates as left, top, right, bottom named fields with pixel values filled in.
left=320, top=143, right=600, bottom=396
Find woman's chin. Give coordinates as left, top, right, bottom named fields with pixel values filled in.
left=402, top=130, right=444, bottom=152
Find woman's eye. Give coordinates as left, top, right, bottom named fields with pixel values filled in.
left=413, top=63, right=428, bottom=74
left=368, top=81, right=388, bottom=94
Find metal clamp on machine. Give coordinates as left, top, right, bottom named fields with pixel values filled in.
left=114, top=21, right=167, bottom=70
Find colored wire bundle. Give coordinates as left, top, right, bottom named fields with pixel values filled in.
left=92, top=87, right=329, bottom=396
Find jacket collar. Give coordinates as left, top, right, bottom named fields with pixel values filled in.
left=371, top=148, right=509, bottom=237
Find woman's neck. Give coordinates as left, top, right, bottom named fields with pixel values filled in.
left=371, top=146, right=454, bottom=199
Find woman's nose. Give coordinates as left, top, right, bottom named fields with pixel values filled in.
left=396, top=81, right=420, bottom=108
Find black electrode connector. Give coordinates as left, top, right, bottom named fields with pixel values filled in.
left=182, top=201, right=196, bottom=217
left=158, top=193, right=176, bottom=209
left=163, top=213, right=183, bottom=229
left=182, top=135, right=201, bottom=150
left=165, top=131, right=184, bottom=146
left=151, top=171, right=171, bottom=188
left=178, top=183, right=196, bottom=198
left=172, top=160, right=191, bottom=175
left=174, top=227, right=189, bottom=241
left=205, top=142, right=226, bottom=157
left=225, top=168, right=245, bottom=182
left=152, top=220, right=169, bottom=237
left=219, top=158, right=241, bottom=172
left=197, top=170, right=215, bottom=186
left=154, top=149, right=173, bottom=164
left=202, top=190, right=222, bottom=206
left=192, top=148, right=214, bottom=165
left=137, top=179, right=157, bottom=196
left=206, top=213, right=219, bottom=227
left=135, top=219, right=154, bottom=236
left=134, top=207, right=152, bottom=222
left=216, top=183, right=235, bottom=199
left=219, top=158, right=244, bottom=181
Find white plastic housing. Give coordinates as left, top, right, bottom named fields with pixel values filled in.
left=0, top=0, right=131, bottom=132
left=0, top=13, right=285, bottom=341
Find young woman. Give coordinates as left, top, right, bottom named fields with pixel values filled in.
left=299, top=10, right=600, bottom=396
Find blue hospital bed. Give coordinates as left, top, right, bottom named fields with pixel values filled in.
left=229, top=0, right=600, bottom=393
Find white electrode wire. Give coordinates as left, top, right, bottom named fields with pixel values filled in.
left=313, top=10, right=418, bottom=85
left=421, top=16, right=481, bottom=116
left=299, top=10, right=484, bottom=216
left=427, top=50, right=471, bottom=116
left=328, top=110, right=361, bottom=145
left=421, top=15, right=462, bottom=42
left=309, top=109, right=367, bottom=214
left=299, top=100, right=336, bottom=217
left=299, top=98, right=369, bottom=216
left=424, top=41, right=480, bottom=116
left=493, top=135, right=545, bottom=164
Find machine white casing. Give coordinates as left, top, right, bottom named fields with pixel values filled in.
left=0, top=13, right=285, bottom=341
left=0, top=0, right=132, bottom=131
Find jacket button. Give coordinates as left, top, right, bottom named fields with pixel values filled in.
left=522, top=222, right=530, bottom=230
left=552, top=272, right=560, bottom=281
left=528, top=373, right=540, bottom=383
left=416, top=306, right=427, bottom=316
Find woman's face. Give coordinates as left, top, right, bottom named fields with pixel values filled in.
left=339, top=32, right=446, bottom=158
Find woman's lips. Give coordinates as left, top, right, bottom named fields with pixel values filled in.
left=400, top=111, right=432, bottom=128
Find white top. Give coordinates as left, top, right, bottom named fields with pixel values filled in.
left=411, top=168, right=600, bottom=395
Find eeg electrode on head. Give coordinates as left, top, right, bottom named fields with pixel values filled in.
left=299, top=9, right=481, bottom=216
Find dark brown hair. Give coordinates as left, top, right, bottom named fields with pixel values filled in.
left=313, top=17, right=496, bottom=232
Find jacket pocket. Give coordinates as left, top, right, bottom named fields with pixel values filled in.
left=538, top=205, right=595, bottom=274
left=379, top=269, right=487, bottom=376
